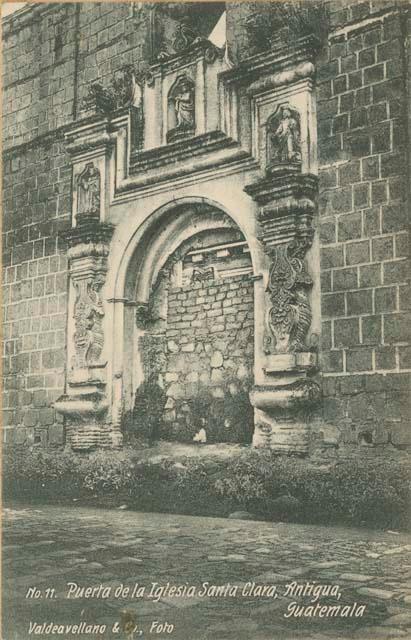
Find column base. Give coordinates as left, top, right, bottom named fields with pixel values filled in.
left=250, top=379, right=321, bottom=454
left=252, top=409, right=310, bottom=453
left=66, top=423, right=102, bottom=451
left=54, top=386, right=122, bottom=452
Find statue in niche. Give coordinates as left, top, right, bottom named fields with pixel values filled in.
left=77, top=163, right=100, bottom=216
left=267, top=104, right=301, bottom=166
left=172, top=77, right=195, bottom=130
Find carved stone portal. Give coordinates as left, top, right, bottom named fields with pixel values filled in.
left=77, top=163, right=100, bottom=217
left=264, top=239, right=312, bottom=355
left=267, top=104, right=301, bottom=169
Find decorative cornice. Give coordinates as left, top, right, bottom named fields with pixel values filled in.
left=250, top=378, right=321, bottom=411
left=244, top=167, right=318, bottom=206
left=61, top=219, right=114, bottom=250
left=257, top=197, right=315, bottom=222
left=149, top=38, right=225, bottom=77
left=129, top=130, right=244, bottom=177
left=219, top=35, right=320, bottom=88
left=249, top=170, right=318, bottom=250
left=66, top=243, right=111, bottom=262
left=64, top=117, right=113, bottom=157
left=246, top=62, right=315, bottom=96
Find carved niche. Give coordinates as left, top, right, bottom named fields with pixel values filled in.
left=72, top=274, right=105, bottom=369
left=264, top=238, right=312, bottom=355
left=266, top=104, right=301, bottom=170
left=167, top=75, right=195, bottom=143
left=77, top=163, right=100, bottom=217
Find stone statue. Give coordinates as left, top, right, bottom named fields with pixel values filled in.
left=173, top=78, right=195, bottom=129
left=267, top=105, right=301, bottom=166
left=77, top=163, right=100, bottom=216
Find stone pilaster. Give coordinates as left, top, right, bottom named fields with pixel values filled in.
left=54, top=208, right=121, bottom=450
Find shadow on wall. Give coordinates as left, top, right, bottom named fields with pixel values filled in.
left=123, top=378, right=254, bottom=446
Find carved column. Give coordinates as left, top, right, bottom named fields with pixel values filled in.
left=245, top=168, right=321, bottom=453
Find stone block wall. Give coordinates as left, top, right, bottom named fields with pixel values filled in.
left=2, top=3, right=156, bottom=446
left=2, top=3, right=163, bottom=148
left=2, top=4, right=76, bottom=147
left=317, top=1, right=411, bottom=447
left=160, top=275, right=254, bottom=442
left=2, top=140, right=71, bottom=447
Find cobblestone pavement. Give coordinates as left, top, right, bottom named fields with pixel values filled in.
left=3, top=504, right=411, bottom=640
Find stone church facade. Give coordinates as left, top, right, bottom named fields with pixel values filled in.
left=3, top=1, right=410, bottom=455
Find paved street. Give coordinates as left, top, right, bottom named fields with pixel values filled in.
left=3, top=504, right=411, bottom=640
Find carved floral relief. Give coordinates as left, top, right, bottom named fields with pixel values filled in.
left=264, top=239, right=312, bottom=355
left=72, top=274, right=105, bottom=368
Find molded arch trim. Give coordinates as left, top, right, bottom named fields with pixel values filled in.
left=112, top=196, right=257, bottom=302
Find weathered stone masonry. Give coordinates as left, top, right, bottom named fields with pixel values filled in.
left=161, top=274, right=254, bottom=442
left=2, top=1, right=410, bottom=455
left=316, top=3, right=411, bottom=449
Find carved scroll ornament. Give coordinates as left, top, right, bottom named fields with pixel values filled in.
left=72, top=274, right=105, bottom=368
left=264, top=239, right=312, bottom=355
left=172, top=21, right=202, bottom=53
left=192, top=266, right=215, bottom=283
left=82, top=66, right=141, bottom=115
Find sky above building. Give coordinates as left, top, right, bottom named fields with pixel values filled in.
left=2, top=3, right=26, bottom=18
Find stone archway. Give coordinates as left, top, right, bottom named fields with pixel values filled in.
left=119, top=200, right=257, bottom=445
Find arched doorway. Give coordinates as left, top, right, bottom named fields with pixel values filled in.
left=119, top=199, right=256, bottom=445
